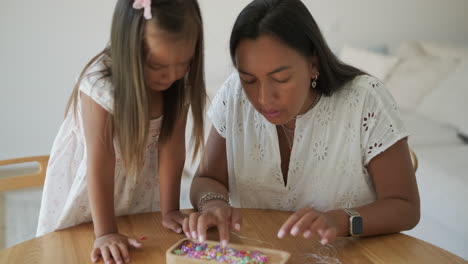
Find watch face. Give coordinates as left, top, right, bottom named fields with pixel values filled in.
left=351, top=216, right=363, bottom=235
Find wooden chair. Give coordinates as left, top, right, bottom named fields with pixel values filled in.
left=0, top=156, right=49, bottom=248
left=0, top=156, right=49, bottom=192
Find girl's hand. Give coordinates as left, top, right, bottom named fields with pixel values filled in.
left=90, top=233, right=142, bottom=264
left=183, top=200, right=241, bottom=247
left=277, top=207, right=337, bottom=245
left=162, top=210, right=188, bottom=234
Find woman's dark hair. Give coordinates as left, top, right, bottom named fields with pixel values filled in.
left=230, top=0, right=365, bottom=96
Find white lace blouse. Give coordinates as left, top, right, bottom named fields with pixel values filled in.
left=207, top=73, right=409, bottom=212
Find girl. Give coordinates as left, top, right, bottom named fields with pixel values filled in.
left=186, top=0, right=419, bottom=248
left=37, top=0, right=206, bottom=263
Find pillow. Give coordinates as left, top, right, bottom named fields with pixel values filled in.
left=416, top=61, right=468, bottom=137
left=387, top=41, right=428, bottom=59
left=419, top=41, right=468, bottom=60
left=400, top=110, right=462, bottom=147
left=339, top=45, right=399, bottom=80
left=384, top=50, right=459, bottom=111
left=391, top=42, right=426, bottom=58
left=458, top=133, right=468, bottom=144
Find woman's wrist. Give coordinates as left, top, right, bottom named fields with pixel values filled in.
left=197, top=192, right=230, bottom=212
left=199, top=198, right=230, bottom=212
left=324, top=209, right=350, bottom=237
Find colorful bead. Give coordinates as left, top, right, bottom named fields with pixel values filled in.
left=174, top=241, right=268, bottom=264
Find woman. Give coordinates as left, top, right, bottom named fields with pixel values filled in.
left=185, top=0, right=419, bottom=247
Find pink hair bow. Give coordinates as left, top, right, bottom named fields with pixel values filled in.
left=133, top=0, right=152, bottom=20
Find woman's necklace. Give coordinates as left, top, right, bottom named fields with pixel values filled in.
left=280, top=93, right=321, bottom=151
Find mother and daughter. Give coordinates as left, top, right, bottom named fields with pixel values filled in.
left=37, top=0, right=419, bottom=263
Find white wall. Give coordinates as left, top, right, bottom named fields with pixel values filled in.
left=1, top=0, right=468, bottom=159
left=0, top=0, right=115, bottom=159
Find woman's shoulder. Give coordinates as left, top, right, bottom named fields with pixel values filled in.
left=336, top=74, right=394, bottom=106
left=344, top=74, right=384, bottom=93
left=213, top=71, right=247, bottom=106
left=219, top=72, right=242, bottom=96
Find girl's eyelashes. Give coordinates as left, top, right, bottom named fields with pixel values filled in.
left=147, top=61, right=190, bottom=71
left=147, top=63, right=165, bottom=71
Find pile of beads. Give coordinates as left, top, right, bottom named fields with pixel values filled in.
left=173, top=240, right=268, bottom=264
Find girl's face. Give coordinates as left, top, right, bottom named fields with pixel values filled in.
left=143, top=23, right=196, bottom=92
left=235, top=34, right=319, bottom=125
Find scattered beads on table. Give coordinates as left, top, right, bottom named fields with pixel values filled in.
left=174, top=240, right=268, bottom=264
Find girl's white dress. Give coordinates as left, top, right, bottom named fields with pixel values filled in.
left=208, top=73, right=409, bottom=211
left=37, top=61, right=162, bottom=236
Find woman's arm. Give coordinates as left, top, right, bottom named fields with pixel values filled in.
left=81, top=92, right=117, bottom=237
left=279, top=138, right=420, bottom=243
left=158, top=108, right=188, bottom=232
left=187, top=127, right=240, bottom=246
left=189, top=127, right=229, bottom=209
left=328, top=137, right=420, bottom=236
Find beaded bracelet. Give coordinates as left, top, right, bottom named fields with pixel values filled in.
left=198, top=192, right=230, bottom=212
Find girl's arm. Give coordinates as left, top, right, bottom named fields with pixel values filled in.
left=158, top=108, right=189, bottom=232
left=82, top=93, right=142, bottom=264
left=81, top=92, right=117, bottom=237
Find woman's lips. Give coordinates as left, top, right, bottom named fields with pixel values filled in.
left=262, top=109, right=281, bottom=118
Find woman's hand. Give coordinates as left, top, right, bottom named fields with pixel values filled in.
left=162, top=210, right=188, bottom=234
left=278, top=207, right=337, bottom=245
left=184, top=200, right=241, bottom=247
left=90, top=233, right=142, bottom=264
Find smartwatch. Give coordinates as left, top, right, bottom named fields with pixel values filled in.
left=344, top=208, right=363, bottom=236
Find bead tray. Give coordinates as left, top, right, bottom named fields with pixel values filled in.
left=166, top=238, right=290, bottom=264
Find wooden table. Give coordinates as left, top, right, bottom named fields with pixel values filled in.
left=0, top=209, right=465, bottom=264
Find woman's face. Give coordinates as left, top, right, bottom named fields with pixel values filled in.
left=235, top=34, right=319, bottom=125
left=143, top=22, right=196, bottom=92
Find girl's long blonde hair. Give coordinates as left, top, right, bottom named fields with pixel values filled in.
left=65, top=0, right=206, bottom=177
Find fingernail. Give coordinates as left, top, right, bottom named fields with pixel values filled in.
left=291, top=227, right=299, bottom=236
left=198, top=235, right=204, bottom=243
left=186, top=232, right=191, bottom=238
left=176, top=228, right=182, bottom=233
left=221, top=240, right=228, bottom=247
left=192, top=231, right=197, bottom=239
left=235, top=223, right=241, bottom=231
left=321, top=238, right=328, bottom=245
left=303, top=230, right=312, bottom=238
left=277, top=229, right=285, bottom=238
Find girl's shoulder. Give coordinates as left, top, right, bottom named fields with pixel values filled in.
left=79, top=56, right=114, bottom=113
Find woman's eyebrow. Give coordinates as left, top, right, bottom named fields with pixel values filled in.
left=238, top=65, right=291, bottom=76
